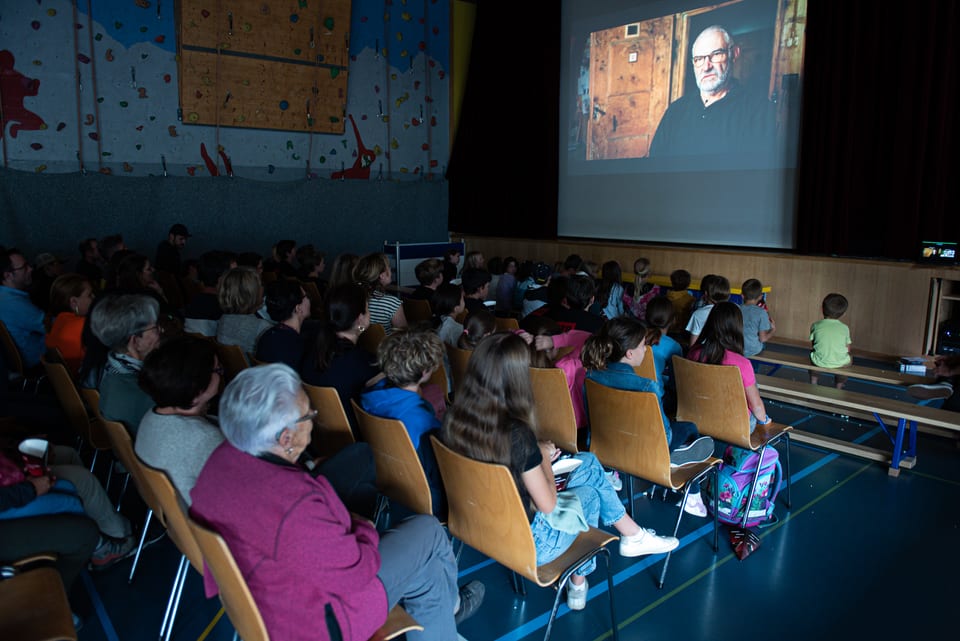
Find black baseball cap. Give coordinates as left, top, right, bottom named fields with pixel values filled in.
left=169, top=223, right=191, bottom=237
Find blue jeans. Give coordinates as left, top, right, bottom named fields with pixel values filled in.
left=531, top=453, right=625, bottom=576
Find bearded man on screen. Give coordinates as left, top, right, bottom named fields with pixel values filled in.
left=648, top=25, right=776, bottom=158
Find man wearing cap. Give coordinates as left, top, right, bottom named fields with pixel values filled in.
left=0, top=248, right=46, bottom=369
left=155, top=223, right=191, bottom=275
left=521, top=262, right=553, bottom=318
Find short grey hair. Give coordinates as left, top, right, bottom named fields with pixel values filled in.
left=89, top=294, right=159, bottom=352
left=218, top=363, right=303, bottom=456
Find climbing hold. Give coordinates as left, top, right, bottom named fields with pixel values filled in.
left=119, top=101, right=129, bottom=108
left=123, top=162, right=133, bottom=172
left=324, top=17, right=335, bottom=30
left=57, top=122, right=66, bottom=131
left=77, top=53, right=91, bottom=64
left=279, top=100, right=289, bottom=110
left=105, top=49, right=114, bottom=62
left=164, top=74, right=171, bottom=83
left=30, top=143, right=43, bottom=150
left=138, top=88, right=147, bottom=99
left=168, top=125, right=179, bottom=136
left=31, top=21, right=40, bottom=30
left=290, top=14, right=299, bottom=23
left=88, top=132, right=99, bottom=141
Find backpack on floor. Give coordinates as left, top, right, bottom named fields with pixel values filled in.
left=703, top=445, right=782, bottom=527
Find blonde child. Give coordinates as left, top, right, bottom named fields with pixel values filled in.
left=810, top=293, right=851, bottom=388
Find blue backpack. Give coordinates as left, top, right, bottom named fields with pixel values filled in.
left=703, top=445, right=782, bottom=527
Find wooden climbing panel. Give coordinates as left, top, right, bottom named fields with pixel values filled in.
left=177, top=0, right=351, bottom=134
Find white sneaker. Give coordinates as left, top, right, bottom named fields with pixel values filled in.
left=682, top=492, right=708, bottom=518
left=619, top=528, right=679, bottom=557
left=566, top=578, right=588, bottom=611
left=605, top=469, right=623, bottom=492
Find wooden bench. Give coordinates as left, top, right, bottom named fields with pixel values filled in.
left=755, top=374, right=960, bottom=476
left=750, top=349, right=933, bottom=387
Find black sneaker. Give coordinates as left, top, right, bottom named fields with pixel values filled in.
left=670, top=436, right=715, bottom=467
left=454, top=580, right=485, bottom=625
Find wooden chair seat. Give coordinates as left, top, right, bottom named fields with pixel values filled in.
left=430, top=436, right=618, bottom=641
left=213, top=341, right=250, bottom=382
left=402, top=298, right=433, bottom=325
left=445, top=343, right=472, bottom=396
left=351, top=400, right=435, bottom=519
left=187, top=517, right=420, bottom=641
left=42, top=357, right=111, bottom=471
left=585, top=379, right=721, bottom=588
left=528, top=366, right=579, bottom=454
left=672, top=356, right=793, bottom=528
left=493, top=316, right=520, bottom=332
left=302, top=383, right=356, bottom=459
left=0, top=559, right=77, bottom=641
left=358, top=323, right=387, bottom=356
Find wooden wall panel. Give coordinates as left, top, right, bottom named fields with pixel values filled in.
left=454, top=234, right=956, bottom=358
left=179, top=51, right=348, bottom=133
left=178, top=0, right=350, bottom=134
left=179, top=0, right=350, bottom=65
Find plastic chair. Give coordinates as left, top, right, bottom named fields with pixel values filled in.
left=402, top=298, right=433, bottom=325
left=186, top=516, right=421, bottom=641
left=0, top=555, right=77, bottom=641
left=302, top=383, right=357, bottom=459
left=672, top=355, right=793, bottom=528
left=528, top=366, right=579, bottom=454
left=351, top=400, right=434, bottom=518
left=585, top=379, right=721, bottom=588
left=431, top=436, right=619, bottom=641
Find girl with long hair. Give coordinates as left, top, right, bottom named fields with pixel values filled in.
left=687, top=301, right=771, bottom=431
left=441, top=333, right=678, bottom=611
left=582, top=317, right=713, bottom=517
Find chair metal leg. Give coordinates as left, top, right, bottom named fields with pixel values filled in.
left=711, top=468, right=720, bottom=551
left=782, top=434, right=792, bottom=508
left=128, top=509, right=153, bottom=584
left=627, top=475, right=635, bottom=518
left=511, top=570, right=526, bottom=596
left=159, top=554, right=189, bottom=641
left=659, top=487, right=689, bottom=589
left=740, top=445, right=767, bottom=529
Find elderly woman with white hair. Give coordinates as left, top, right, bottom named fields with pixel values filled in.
left=189, top=364, right=480, bottom=641
left=88, top=293, right=163, bottom=435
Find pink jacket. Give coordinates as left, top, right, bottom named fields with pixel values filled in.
left=551, top=329, right=592, bottom=429
left=190, top=443, right=387, bottom=641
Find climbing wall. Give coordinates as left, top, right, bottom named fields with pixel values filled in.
left=178, top=0, right=351, bottom=134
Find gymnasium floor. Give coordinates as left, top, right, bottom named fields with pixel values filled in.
left=72, top=344, right=960, bottom=641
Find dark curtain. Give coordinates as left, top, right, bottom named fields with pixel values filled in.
left=450, top=1, right=960, bottom=260
left=447, top=2, right=559, bottom=239
left=796, top=0, right=960, bottom=258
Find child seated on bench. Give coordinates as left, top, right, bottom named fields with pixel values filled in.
left=810, top=293, right=851, bottom=389
left=739, top=278, right=775, bottom=357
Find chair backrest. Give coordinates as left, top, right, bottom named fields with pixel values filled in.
left=585, top=379, right=673, bottom=487
left=0, top=563, right=78, bottom=641
left=429, top=436, right=541, bottom=584
left=402, top=298, right=433, bottom=325
left=528, top=366, right=578, bottom=453
left=186, top=516, right=271, bottom=641
left=41, top=356, right=111, bottom=451
left=153, top=270, right=185, bottom=310
left=357, top=323, right=386, bottom=356
left=100, top=419, right=164, bottom=526
left=0, top=319, right=25, bottom=376
left=137, top=459, right=204, bottom=574
left=633, top=344, right=658, bottom=382
left=672, top=355, right=752, bottom=449
left=300, top=281, right=325, bottom=320
left=302, top=383, right=356, bottom=459
left=493, top=316, right=520, bottom=332
left=214, top=341, right=249, bottom=382
left=350, top=400, right=433, bottom=516
left=186, top=515, right=420, bottom=641
left=445, top=343, right=472, bottom=396
left=425, top=359, right=450, bottom=404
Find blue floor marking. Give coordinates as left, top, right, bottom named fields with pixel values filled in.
left=488, top=422, right=886, bottom=641
left=81, top=569, right=121, bottom=641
